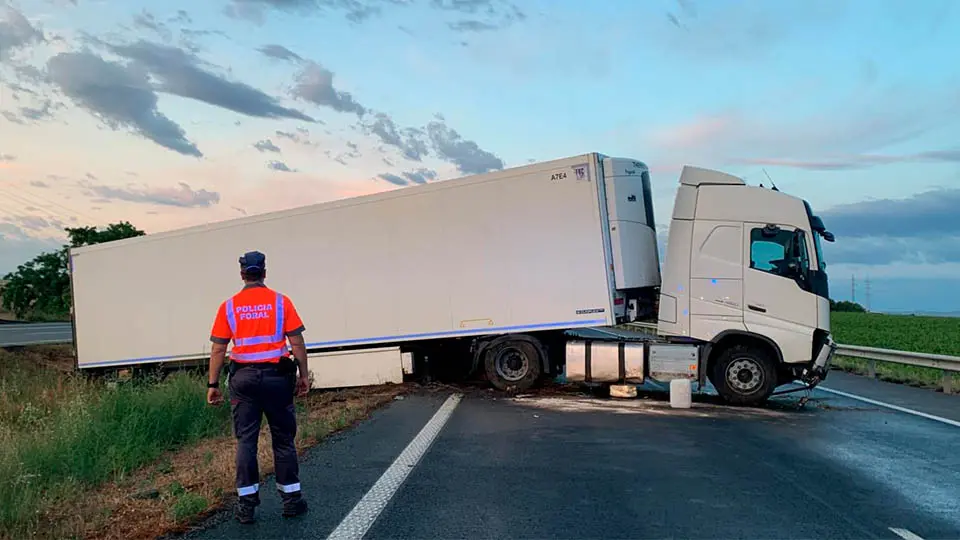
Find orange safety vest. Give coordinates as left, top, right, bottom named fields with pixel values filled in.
left=223, top=286, right=290, bottom=363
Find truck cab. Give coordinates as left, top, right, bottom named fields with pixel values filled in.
left=656, top=166, right=836, bottom=404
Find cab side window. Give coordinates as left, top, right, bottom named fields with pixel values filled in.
left=749, top=227, right=795, bottom=276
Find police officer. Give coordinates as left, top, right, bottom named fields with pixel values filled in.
left=206, top=250, right=310, bottom=524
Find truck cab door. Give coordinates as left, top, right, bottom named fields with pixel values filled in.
left=742, top=223, right=818, bottom=364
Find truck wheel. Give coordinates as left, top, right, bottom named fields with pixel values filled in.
left=711, top=344, right=777, bottom=406
left=483, top=338, right=542, bottom=392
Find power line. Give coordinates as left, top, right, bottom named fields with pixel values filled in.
left=0, top=186, right=98, bottom=225
left=16, top=186, right=99, bottom=224
left=0, top=187, right=67, bottom=222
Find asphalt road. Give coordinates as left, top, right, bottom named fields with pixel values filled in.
left=0, top=322, right=72, bottom=347
left=181, top=372, right=960, bottom=540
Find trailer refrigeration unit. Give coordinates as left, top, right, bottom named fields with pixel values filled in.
left=68, top=153, right=837, bottom=406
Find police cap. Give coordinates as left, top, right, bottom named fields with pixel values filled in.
left=239, top=250, right=266, bottom=272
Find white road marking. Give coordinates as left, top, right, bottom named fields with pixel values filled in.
left=807, top=384, right=960, bottom=429
left=889, top=527, right=925, bottom=540
left=326, top=393, right=463, bottom=540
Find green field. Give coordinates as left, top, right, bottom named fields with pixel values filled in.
left=829, top=311, right=959, bottom=390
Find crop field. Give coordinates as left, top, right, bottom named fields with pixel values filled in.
left=829, top=311, right=959, bottom=390
left=0, top=345, right=404, bottom=540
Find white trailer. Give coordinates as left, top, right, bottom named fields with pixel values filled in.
left=68, top=153, right=837, bottom=405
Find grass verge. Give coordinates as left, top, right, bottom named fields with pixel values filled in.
left=0, top=345, right=406, bottom=540
left=830, top=356, right=948, bottom=390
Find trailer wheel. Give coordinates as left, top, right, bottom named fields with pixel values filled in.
left=483, top=338, right=542, bottom=392
left=711, top=344, right=777, bottom=406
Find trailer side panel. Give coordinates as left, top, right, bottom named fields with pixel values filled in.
left=72, top=154, right=620, bottom=369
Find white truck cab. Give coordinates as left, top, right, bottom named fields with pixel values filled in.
left=656, top=166, right=836, bottom=404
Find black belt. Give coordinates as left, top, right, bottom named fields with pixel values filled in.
left=230, top=356, right=297, bottom=374
left=230, top=361, right=281, bottom=370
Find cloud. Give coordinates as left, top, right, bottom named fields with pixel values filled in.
left=401, top=167, right=437, bottom=184
left=448, top=20, right=498, bottom=32
left=367, top=113, right=428, bottom=161
left=425, top=119, right=503, bottom=174
left=436, top=0, right=527, bottom=32
left=46, top=51, right=203, bottom=157
left=171, top=9, right=193, bottom=25
left=0, top=154, right=14, bottom=162
left=225, top=0, right=388, bottom=24
left=0, top=225, right=65, bottom=276
left=362, top=113, right=502, bottom=174
left=377, top=172, right=408, bottom=186
left=10, top=215, right=51, bottom=232
left=431, top=1, right=525, bottom=18
left=29, top=180, right=49, bottom=188
left=736, top=148, right=960, bottom=171
left=0, top=5, right=44, bottom=61
left=257, top=44, right=303, bottom=62
left=816, top=187, right=960, bottom=268
left=267, top=160, right=295, bottom=172
left=3, top=99, right=60, bottom=124
left=226, top=0, right=526, bottom=28
left=290, top=60, right=367, bottom=116
left=645, top=84, right=960, bottom=167
left=104, top=40, right=315, bottom=122
left=820, top=188, right=960, bottom=238
left=254, top=139, right=281, bottom=152
left=275, top=129, right=318, bottom=146
left=81, top=180, right=220, bottom=207
left=131, top=10, right=173, bottom=42
left=824, top=236, right=960, bottom=267
left=654, top=0, right=842, bottom=63
left=376, top=167, right=438, bottom=186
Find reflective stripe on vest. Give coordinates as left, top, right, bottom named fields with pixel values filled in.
left=226, top=292, right=287, bottom=362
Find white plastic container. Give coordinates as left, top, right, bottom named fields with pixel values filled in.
left=669, top=378, right=692, bottom=408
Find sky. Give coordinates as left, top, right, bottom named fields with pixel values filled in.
left=1, top=0, right=959, bottom=314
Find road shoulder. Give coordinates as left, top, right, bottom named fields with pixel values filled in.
left=815, top=369, right=960, bottom=424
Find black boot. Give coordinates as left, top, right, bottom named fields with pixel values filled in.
left=234, top=493, right=260, bottom=524
left=280, top=490, right=308, bottom=518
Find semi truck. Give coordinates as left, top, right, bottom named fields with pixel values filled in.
left=68, top=153, right=837, bottom=406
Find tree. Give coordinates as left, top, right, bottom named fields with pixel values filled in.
left=1, top=222, right=145, bottom=321
left=829, top=299, right=866, bottom=313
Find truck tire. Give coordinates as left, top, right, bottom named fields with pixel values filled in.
left=483, top=337, right=542, bottom=392
left=710, top=344, right=777, bottom=406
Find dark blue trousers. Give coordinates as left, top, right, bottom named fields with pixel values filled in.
left=228, top=363, right=301, bottom=499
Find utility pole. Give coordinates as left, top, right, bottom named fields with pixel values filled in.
left=851, top=274, right=856, bottom=303
left=865, top=275, right=871, bottom=312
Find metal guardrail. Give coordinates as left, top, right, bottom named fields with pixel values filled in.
left=835, top=344, right=960, bottom=372
left=834, top=344, right=958, bottom=394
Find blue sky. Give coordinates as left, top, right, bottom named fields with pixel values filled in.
left=1, top=0, right=959, bottom=313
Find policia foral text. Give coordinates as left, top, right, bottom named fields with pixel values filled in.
left=206, top=250, right=310, bottom=524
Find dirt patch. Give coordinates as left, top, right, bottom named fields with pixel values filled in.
left=0, top=343, right=75, bottom=373
left=39, top=384, right=407, bottom=540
